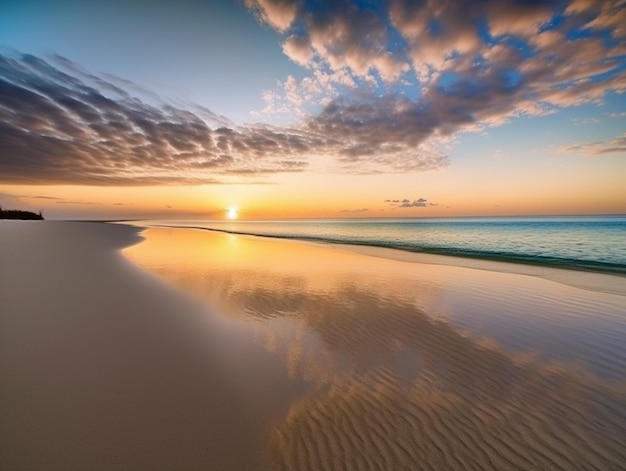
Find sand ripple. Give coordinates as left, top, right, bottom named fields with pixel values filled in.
left=259, top=290, right=626, bottom=470
left=124, top=228, right=626, bottom=471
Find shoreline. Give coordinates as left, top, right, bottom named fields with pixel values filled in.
left=122, top=223, right=626, bottom=470
left=130, top=222, right=626, bottom=297
left=124, top=225, right=626, bottom=376
left=3, top=221, right=626, bottom=470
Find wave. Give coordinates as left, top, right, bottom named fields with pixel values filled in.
left=152, top=224, right=626, bottom=276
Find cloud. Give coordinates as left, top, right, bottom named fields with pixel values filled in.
left=386, top=197, right=437, bottom=208
left=55, top=200, right=101, bottom=205
left=340, top=208, right=369, bottom=213
left=29, top=195, right=64, bottom=200
left=572, top=117, right=601, bottom=125
left=2, top=2, right=621, bottom=189
left=0, top=52, right=314, bottom=185
left=305, top=94, right=452, bottom=173
left=256, top=0, right=408, bottom=82
left=245, top=0, right=297, bottom=33
left=0, top=52, right=449, bottom=185
left=249, top=0, right=626, bottom=82
left=249, top=0, right=626, bottom=148
left=562, top=133, right=626, bottom=155
left=6, top=0, right=625, bottom=188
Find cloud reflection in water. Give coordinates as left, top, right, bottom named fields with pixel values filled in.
left=125, top=227, right=626, bottom=470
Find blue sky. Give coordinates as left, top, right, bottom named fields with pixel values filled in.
left=0, top=0, right=298, bottom=122
left=0, top=0, right=624, bottom=218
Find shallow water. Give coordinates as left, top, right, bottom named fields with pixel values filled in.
left=124, top=227, right=626, bottom=471
left=136, top=216, right=626, bottom=274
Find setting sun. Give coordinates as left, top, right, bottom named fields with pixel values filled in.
left=2, top=2, right=626, bottom=469
left=227, top=207, right=238, bottom=219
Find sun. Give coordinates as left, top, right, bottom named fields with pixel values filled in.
left=227, top=206, right=238, bottom=219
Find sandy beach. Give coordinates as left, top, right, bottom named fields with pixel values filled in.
left=0, top=221, right=275, bottom=470
left=2, top=221, right=626, bottom=470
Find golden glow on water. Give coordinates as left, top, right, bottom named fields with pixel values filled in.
left=123, top=227, right=626, bottom=470
left=125, top=228, right=423, bottom=295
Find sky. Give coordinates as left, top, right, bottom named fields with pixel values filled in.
left=0, top=0, right=625, bottom=220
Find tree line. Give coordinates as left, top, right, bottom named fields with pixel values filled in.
left=0, top=206, right=44, bottom=220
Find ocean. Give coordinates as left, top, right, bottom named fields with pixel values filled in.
left=140, top=216, right=626, bottom=275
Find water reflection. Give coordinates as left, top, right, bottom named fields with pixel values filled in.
left=125, top=227, right=626, bottom=470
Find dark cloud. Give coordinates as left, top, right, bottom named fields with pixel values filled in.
left=307, top=95, right=446, bottom=172
left=386, top=197, right=437, bottom=208
left=0, top=52, right=320, bottom=185
left=0, top=51, right=448, bottom=185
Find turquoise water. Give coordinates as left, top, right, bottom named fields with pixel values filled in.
left=142, top=216, right=626, bottom=275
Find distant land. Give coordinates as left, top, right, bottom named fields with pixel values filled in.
left=0, top=207, right=44, bottom=220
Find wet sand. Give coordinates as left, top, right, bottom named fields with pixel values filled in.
left=3, top=222, right=626, bottom=470
left=125, top=226, right=626, bottom=471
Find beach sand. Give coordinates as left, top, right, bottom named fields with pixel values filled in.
left=0, top=221, right=276, bottom=470
left=3, top=221, right=626, bottom=470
